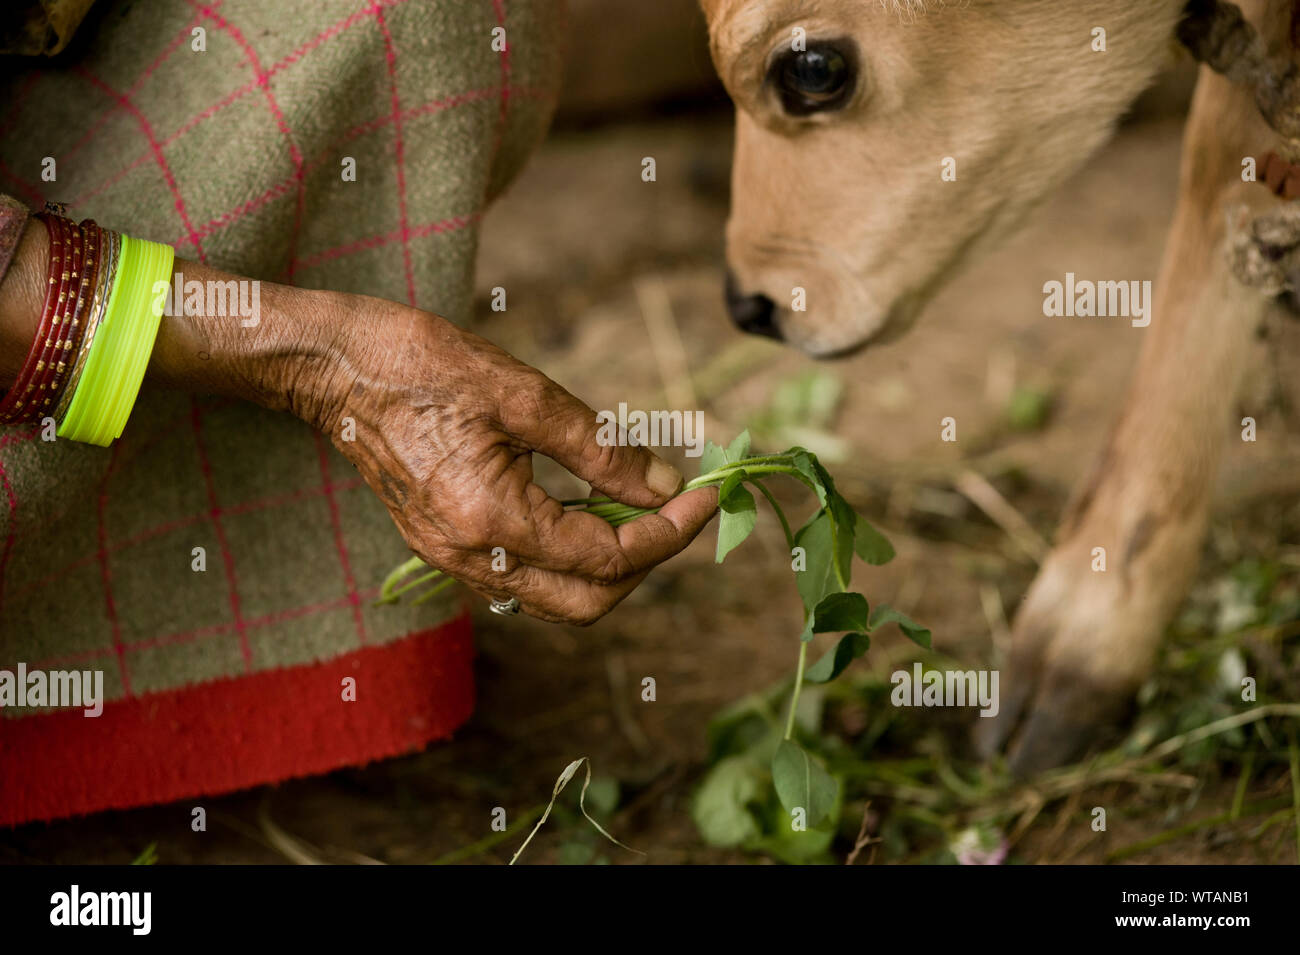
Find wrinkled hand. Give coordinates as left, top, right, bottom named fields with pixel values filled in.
left=299, top=295, right=717, bottom=624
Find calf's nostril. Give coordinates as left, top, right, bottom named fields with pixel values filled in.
left=724, top=273, right=781, bottom=340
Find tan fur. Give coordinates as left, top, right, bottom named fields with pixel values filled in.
left=705, top=0, right=1191, bottom=355
left=704, top=0, right=1295, bottom=768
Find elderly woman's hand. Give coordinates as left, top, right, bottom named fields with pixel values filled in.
left=292, top=292, right=717, bottom=623
left=0, top=230, right=719, bottom=624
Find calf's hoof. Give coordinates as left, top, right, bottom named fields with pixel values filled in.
left=973, top=532, right=1188, bottom=776
left=974, top=638, right=1135, bottom=776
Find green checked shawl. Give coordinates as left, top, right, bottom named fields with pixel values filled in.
left=0, top=0, right=563, bottom=708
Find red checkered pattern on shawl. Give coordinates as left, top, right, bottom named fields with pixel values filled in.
left=0, top=0, right=564, bottom=712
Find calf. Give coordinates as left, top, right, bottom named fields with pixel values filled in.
left=701, top=0, right=1296, bottom=771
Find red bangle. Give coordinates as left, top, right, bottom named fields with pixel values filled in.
left=14, top=215, right=80, bottom=423
left=0, top=215, right=66, bottom=424
left=28, top=219, right=83, bottom=409
left=61, top=220, right=101, bottom=402
left=35, top=219, right=99, bottom=416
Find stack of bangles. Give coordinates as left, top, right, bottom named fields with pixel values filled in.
left=0, top=205, right=175, bottom=446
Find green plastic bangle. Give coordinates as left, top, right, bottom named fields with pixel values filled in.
left=57, top=234, right=174, bottom=446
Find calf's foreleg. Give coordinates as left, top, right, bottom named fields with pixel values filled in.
left=978, top=62, right=1283, bottom=773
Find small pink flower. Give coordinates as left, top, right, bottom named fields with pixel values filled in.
left=951, top=826, right=1008, bottom=865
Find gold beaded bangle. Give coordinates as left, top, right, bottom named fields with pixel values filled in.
left=53, top=228, right=118, bottom=425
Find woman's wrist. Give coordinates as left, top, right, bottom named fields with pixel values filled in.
left=146, top=262, right=345, bottom=420
left=4, top=229, right=352, bottom=430
left=0, top=221, right=49, bottom=384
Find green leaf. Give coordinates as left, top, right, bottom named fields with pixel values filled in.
left=752, top=813, right=836, bottom=864
left=809, top=461, right=856, bottom=587
left=791, top=449, right=827, bottom=506
left=705, top=695, right=778, bottom=762
left=793, top=510, right=839, bottom=612
left=716, top=482, right=757, bottom=563
left=830, top=501, right=856, bottom=590
left=853, top=513, right=895, bottom=565
left=725, top=429, right=752, bottom=463
left=771, top=739, right=838, bottom=829
left=692, top=756, right=765, bottom=848
left=790, top=683, right=827, bottom=736
left=717, top=467, right=748, bottom=502
left=557, top=840, right=597, bottom=865
left=802, top=370, right=843, bottom=425
left=1006, top=386, right=1053, bottom=432
left=870, top=604, right=932, bottom=649
left=811, top=459, right=840, bottom=501
left=812, top=592, right=870, bottom=634
left=803, top=632, right=871, bottom=684
left=699, top=440, right=728, bottom=475
left=794, top=504, right=824, bottom=540
left=583, top=776, right=621, bottom=817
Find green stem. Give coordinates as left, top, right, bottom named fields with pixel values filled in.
left=378, top=554, right=436, bottom=604
left=752, top=475, right=812, bottom=746
left=412, top=575, right=457, bottom=605
left=752, top=479, right=794, bottom=550
left=827, top=517, right=849, bottom=593
left=385, top=568, right=444, bottom=600
left=784, top=641, right=808, bottom=741
left=685, top=462, right=795, bottom=490
left=609, top=510, right=654, bottom=527
left=705, top=454, right=797, bottom=472
left=585, top=503, right=642, bottom=521
left=569, top=455, right=802, bottom=515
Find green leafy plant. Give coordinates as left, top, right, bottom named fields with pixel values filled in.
left=380, top=431, right=927, bottom=852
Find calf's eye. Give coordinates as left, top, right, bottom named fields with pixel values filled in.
left=773, top=44, right=855, bottom=116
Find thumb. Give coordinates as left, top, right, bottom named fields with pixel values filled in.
left=501, top=378, right=684, bottom=508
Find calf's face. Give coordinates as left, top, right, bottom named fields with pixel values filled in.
left=702, top=0, right=1186, bottom=356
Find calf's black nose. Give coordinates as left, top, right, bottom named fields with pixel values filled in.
left=725, top=272, right=781, bottom=339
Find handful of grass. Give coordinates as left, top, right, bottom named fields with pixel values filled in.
left=379, top=431, right=928, bottom=832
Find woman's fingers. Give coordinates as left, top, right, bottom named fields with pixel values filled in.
left=615, top=486, right=719, bottom=561
left=436, top=488, right=717, bottom=624
left=481, top=480, right=718, bottom=586
left=497, top=375, right=685, bottom=509
left=456, top=559, right=650, bottom=626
